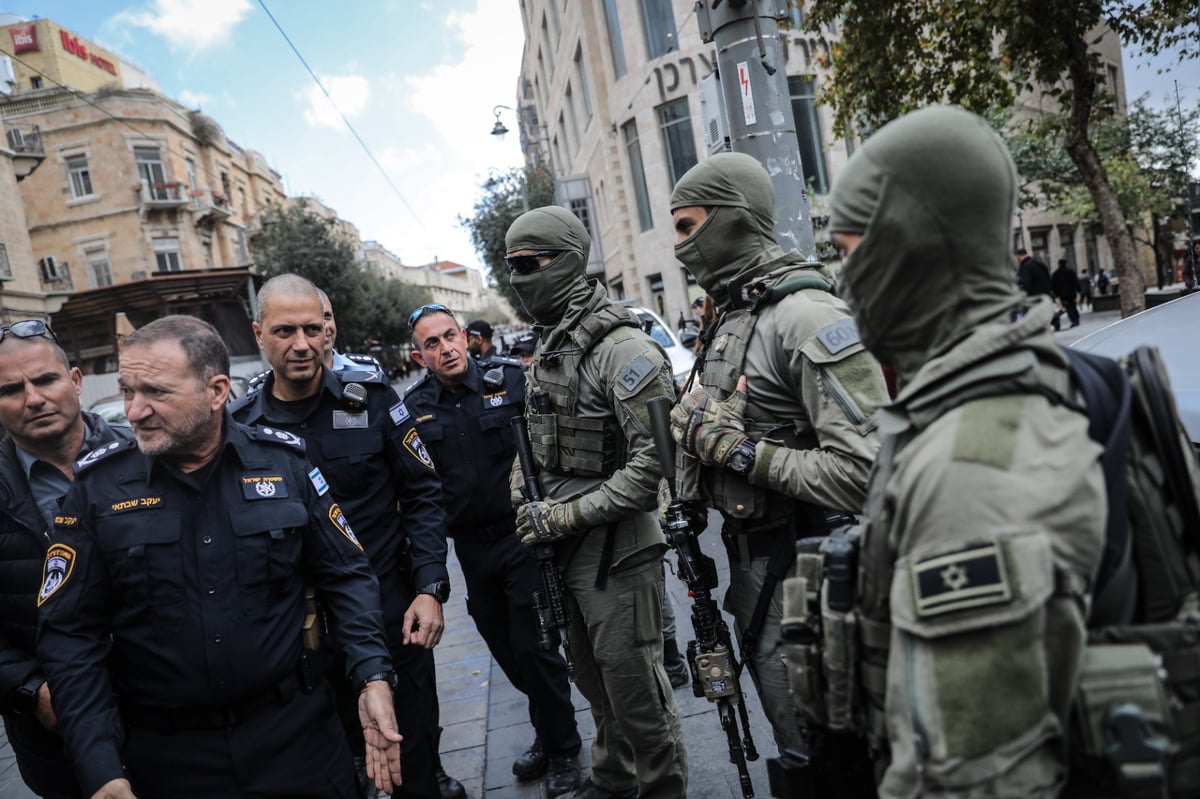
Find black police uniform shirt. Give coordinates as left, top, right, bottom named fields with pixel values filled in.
left=403, top=356, right=526, bottom=535
left=35, top=414, right=392, bottom=797
left=231, top=366, right=448, bottom=589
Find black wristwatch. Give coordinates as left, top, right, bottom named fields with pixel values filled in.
left=725, top=439, right=757, bottom=477
left=357, top=670, right=399, bottom=693
left=13, top=674, right=45, bottom=716
left=416, top=579, right=451, bottom=604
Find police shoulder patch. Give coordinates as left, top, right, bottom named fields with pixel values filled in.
left=403, top=428, right=435, bottom=470
left=38, top=543, right=77, bottom=607
left=327, top=502, right=362, bottom=550
left=815, top=318, right=861, bottom=356
left=389, top=401, right=411, bottom=426
left=615, top=354, right=657, bottom=395
left=910, top=542, right=1013, bottom=618
left=74, top=439, right=136, bottom=473
left=253, top=425, right=305, bottom=452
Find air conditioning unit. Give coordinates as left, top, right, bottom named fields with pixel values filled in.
left=38, top=256, right=61, bottom=281
left=7, top=128, right=24, bottom=150
left=699, top=71, right=731, bottom=156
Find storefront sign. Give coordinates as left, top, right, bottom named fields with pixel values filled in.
left=9, top=24, right=37, bottom=54
left=59, top=28, right=117, bottom=75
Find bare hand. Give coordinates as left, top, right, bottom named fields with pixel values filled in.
left=34, top=681, right=58, bottom=732
left=358, top=681, right=403, bottom=793
left=91, top=779, right=137, bottom=799
left=402, top=593, right=445, bottom=648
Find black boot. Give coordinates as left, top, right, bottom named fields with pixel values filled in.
left=663, top=639, right=690, bottom=689
left=436, top=766, right=466, bottom=799
left=546, top=754, right=582, bottom=798
left=513, top=738, right=548, bottom=781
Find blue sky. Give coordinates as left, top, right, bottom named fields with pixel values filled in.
left=11, top=2, right=1199, bottom=269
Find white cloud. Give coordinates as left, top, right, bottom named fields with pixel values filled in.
left=302, top=74, right=371, bottom=129
left=117, top=0, right=252, bottom=53
left=177, top=89, right=211, bottom=108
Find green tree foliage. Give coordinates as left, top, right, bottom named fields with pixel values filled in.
left=249, top=203, right=430, bottom=349
left=807, top=0, right=1200, bottom=316
left=460, top=167, right=557, bottom=323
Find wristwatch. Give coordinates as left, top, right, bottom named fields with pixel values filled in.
left=357, top=669, right=399, bottom=693
left=725, top=439, right=757, bottom=477
left=416, top=579, right=451, bottom=604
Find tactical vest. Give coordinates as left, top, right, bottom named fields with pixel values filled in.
left=526, top=304, right=637, bottom=478
left=697, top=269, right=833, bottom=524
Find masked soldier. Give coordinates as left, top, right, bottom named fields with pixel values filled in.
left=820, top=105, right=1107, bottom=797
left=666, top=152, right=888, bottom=758
left=505, top=206, right=687, bottom=799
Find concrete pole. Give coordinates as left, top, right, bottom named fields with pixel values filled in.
left=697, top=0, right=816, bottom=259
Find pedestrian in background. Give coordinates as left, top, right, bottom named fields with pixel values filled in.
left=1183, top=240, right=1199, bottom=293
left=1052, top=258, right=1081, bottom=328
left=1015, top=247, right=1052, bottom=298
left=1078, top=267, right=1093, bottom=309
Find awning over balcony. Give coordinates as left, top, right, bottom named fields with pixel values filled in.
left=51, top=267, right=261, bottom=373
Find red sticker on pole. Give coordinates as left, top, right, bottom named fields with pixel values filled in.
left=737, top=61, right=756, bottom=126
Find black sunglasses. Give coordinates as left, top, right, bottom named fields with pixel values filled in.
left=407, top=304, right=452, bottom=332
left=0, top=320, right=60, bottom=345
left=504, top=251, right=559, bottom=275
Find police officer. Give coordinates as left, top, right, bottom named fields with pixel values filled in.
left=404, top=306, right=583, bottom=797
left=36, top=315, right=402, bottom=799
left=231, top=275, right=455, bottom=799
left=825, top=105, right=1105, bottom=796
left=505, top=206, right=687, bottom=799
left=0, top=321, right=132, bottom=799
left=665, top=152, right=888, bottom=757
left=464, top=320, right=496, bottom=360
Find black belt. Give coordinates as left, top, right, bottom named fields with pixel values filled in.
left=121, top=672, right=299, bottom=732
left=448, top=519, right=515, bottom=542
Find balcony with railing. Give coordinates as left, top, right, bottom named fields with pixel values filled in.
left=190, top=187, right=233, bottom=224
left=6, top=125, right=45, bottom=180
left=137, top=180, right=188, bottom=210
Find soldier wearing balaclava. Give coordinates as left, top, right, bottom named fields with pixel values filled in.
left=826, top=106, right=1105, bottom=796
left=665, top=151, right=888, bottom=765
left=504, top=206, right=688, bottom=799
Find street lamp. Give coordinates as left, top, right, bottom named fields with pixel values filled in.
left=490, top=104, right=556, bottom=178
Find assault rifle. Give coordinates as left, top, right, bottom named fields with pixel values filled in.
left=510, top=414, right=575, bottom=681
left=647, top=396, right=759, bottom=797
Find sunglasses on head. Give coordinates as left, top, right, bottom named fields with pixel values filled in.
left=407, top=304, right=452, bottom=332
left=0, top=320, right=60, bottom=346
left=504, top=251, right=560, bottom=275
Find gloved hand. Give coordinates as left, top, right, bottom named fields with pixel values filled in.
left=509, top=458, right=527, bottom=509
left=669, top=379, right=751, bottom=467
left=516, top=500, right=581, bottom=546
left=656, top=478, right=708, bottom=533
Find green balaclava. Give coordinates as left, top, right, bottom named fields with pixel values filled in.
left=828, top=105, right=1021, bottom=379
left=505, top=206, right=591, bottom=325
left=669, top=152, right=785, bottom=308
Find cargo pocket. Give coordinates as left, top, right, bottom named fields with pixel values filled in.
left=315, top=431, right=382, bottom=497
left=98, top=510, right=183, bottom=630
left=527, top=412, right=559, bottom=471
left=230, top=500, right=308, bottom=618
left=889, top=529, right=1064, bottom=790
left=479, top=410, right=516, bottom=456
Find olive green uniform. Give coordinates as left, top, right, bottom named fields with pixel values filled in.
left=507, top=207, right=687, bottom=799
left=828, top=106, right=1106, bottom=796
left=669, top=153, right=887, bottom=754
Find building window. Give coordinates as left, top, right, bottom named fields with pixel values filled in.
left=0, top=243, right=10, bottom=279
left=622, top=119, right=653, bottom=231
left=575, top=45, right=593, bottom=119
left=84, top=246, right=113, bottom=288
left=1029, top=226, right=1051, bottom=265
left=559, top=112, right=571, bottom=162
left=134, top=146, right=168, bottom=198
left=185, top=158, right=198, bottom=192
left=541, top=15, right=555, bottom=69
left=788, top=77, right=829, bottom=194
left=153, top=237, right=183, bottom=272
left=550, top=0, right=562, bottom=36
left=66, top=154, right=93, bottom=198
left=30, top=76, right=42, bottom=89
left=639, top=0, right=677, bottom=58
left=538, top=52, right=549, bottom=94
left=658, top=98, right=698, bottom=189
left=566, top=83, right=581, bottom=147
left=602, top=0, right=627, bottom=79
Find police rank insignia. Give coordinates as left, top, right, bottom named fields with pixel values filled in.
left=483, top=390, right=509, bottom=409
left=911, top=542, right=1012, bottom=618
left=259, top=426, right=303, bottom=448
left=38, top=543, right=77, bottom=607
left=242, top=475, right=288, bottom=499
left=309, top=467, right=330, bottom=496
left=389, top=401, right=410, bottom=426
left=328, top=503, right=362, bottom=550
left=403, top=429, right=435, bottom=470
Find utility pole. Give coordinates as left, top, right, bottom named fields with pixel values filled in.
left=697, top=0, right=816, bottom=259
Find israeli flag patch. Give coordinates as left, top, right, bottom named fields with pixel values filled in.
left=389, top=401, right=411, bottom=426
left=308, top=467, right=330, bottom=496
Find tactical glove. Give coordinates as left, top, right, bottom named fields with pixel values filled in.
left=516, top=500, right=582, bottom=546
left=670, top=385, right=751, bottom=467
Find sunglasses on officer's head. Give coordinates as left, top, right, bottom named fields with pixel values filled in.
left=407, top=304, right=452, bottom=332
left=0, top=320, right=60, bottom=346
left=504, top=251, right=560, bottom=275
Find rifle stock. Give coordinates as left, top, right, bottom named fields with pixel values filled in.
left=647, top=396, right=759, bottom=797
left=510, top=415, right=575, bottom=681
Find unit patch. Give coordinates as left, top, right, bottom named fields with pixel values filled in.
left=483, top=390, right=510, bottom=409
left=403, top=429, right=435, bottom=470
left=815, top=318, right=861, bottom=356
left=389, top=401, right=411, bottom=426
left=38, top=543, right=76, bottom=607
left=308, top=467, right=330, bottom=496
left=332, top=410, right=368, bottom=429
left=328, top=503, right=362, bottom=550
left=911, top=542, right=1012, bottom=618
left=109, top=497, right=162, bottom=513
left=616, top=354, right=656, bottom=393
left=242, top=475, right=288, bottom=500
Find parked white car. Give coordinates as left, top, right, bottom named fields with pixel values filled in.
left=622, top=304, right=697, bottom=390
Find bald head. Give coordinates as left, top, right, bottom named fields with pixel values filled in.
left=256, top=274, right=323, bottom=323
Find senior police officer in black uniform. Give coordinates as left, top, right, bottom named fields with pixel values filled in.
left=405, top=305, right=583, bottom=797
left=36, top=315, right=402, bottom=799
left=231, top=274, right=454, bottom=799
